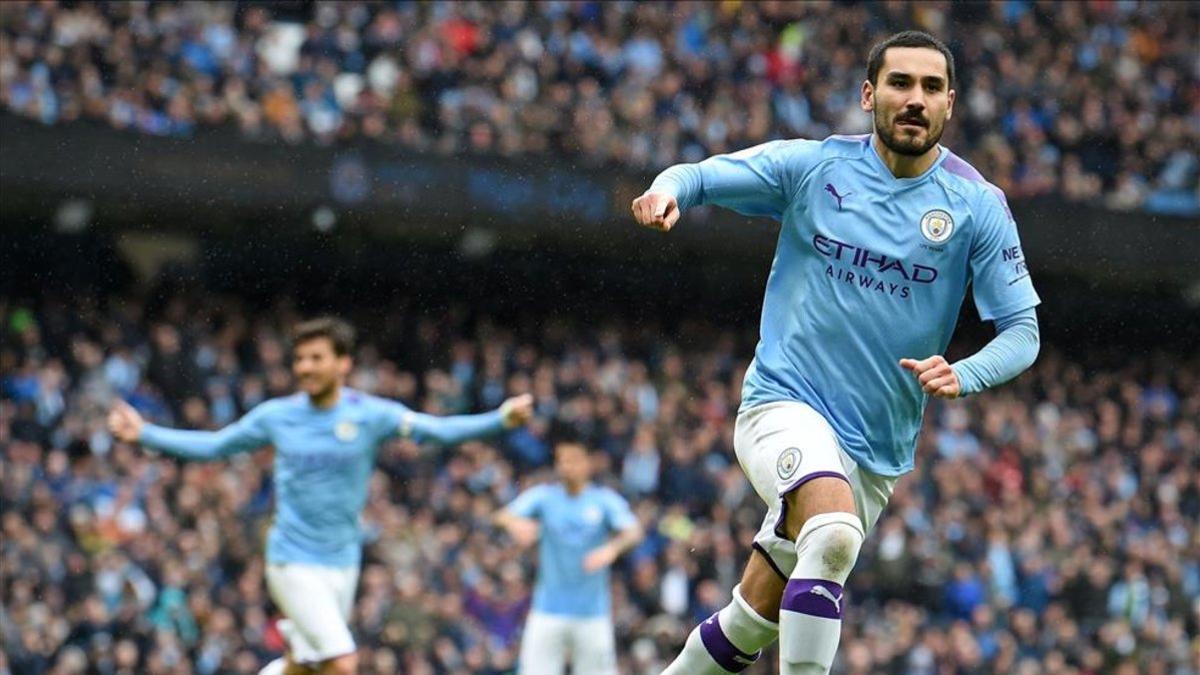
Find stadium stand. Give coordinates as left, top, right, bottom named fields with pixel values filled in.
left=2, top=290, right=1197, bottom=674
left=0, top=1, right=1196, bottom=214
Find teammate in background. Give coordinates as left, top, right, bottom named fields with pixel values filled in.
left=632, top=31, right=1041, bottom=675
left=108, top=317, right=534, bottom=675
left=494, top=439, right=644, bottom=675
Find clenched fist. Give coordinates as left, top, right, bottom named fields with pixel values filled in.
left=631, top=192, right=680, bottom=232
left=900, top=355, right=961, bottom=399
left=500, top=394, right=535, bottom=429
left=108, top=400, right=145, bottom=442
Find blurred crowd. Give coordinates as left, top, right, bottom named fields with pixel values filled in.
left=1, top=291, right=1197, bottom=675
left=1, top=1, right=1198, bottom=215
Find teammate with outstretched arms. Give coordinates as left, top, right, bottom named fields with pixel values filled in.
left=632, top=32, right=1041, bottom=675
left=108, top=317, right=534, bottom=675
left=495, top=438, right=644, bottom=675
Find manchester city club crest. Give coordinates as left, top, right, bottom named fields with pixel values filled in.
left=777, top=447, right=802, bottom=480
left=334, top=420, right=359, bottom=442
left=920, top=209, right=955, bottom=243
left=583, top=505, right=603, bottom=525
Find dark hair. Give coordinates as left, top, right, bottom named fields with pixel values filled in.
left=291, top=317, right=355, bottom=356
left=866, top=31, right=955, bottom=89
left=547, top=420, right=590, bottom=452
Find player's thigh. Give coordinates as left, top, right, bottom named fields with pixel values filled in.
left=735, top=402, right=857, bottom=570
left=265, top=563, right=357, bottom=665
left=738, top=546, right=789, bottom=622
left=332, top=565, right=359, bottom=621
left=849, top=465, right=899, bottom=534
left=518, top=612, right=569, bottom=675
left=568, top=616, right=618, bottom=675
left=780, top=476, right=856, bottom=541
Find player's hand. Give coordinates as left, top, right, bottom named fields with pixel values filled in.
left=899, top=355, right=961, bottom=399
left=583, top=542, right=619, bottom=572
left=507, top=519, right=540, bottom=547
left=631, top=192, right=680, bottom=232
left=108, top=400, right=145, bottom=443
left=500, top=394, right=534, bottom=429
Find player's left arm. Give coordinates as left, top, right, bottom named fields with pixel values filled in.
left=901, top=307, right=1040, bottom=398
left=384, top=394, right=533, bottom=446
left=583, top=491, right=644, bottom=572
left=901, top=191, right=1041, bottom=398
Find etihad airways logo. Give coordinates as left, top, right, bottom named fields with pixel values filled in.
left=813, top=234, right=939, bottom=298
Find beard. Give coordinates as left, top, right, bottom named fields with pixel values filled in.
left=875, top=107, right=944, bottom=157
left=301, top=376, right=338, bottom=399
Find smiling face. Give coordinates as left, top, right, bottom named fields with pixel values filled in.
left=291, top=337, right=350, bottom=400
left=863, top=46, right=956, bottom=157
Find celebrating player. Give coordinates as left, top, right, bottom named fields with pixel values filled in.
left=107, top=317, right=533, bottom=675
left=632, top=31, right=1041, bottom=675
left=494, top=438, right=644, bottom=675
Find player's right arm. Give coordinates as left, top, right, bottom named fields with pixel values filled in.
left=631, top=139, right=819, bottom=231
left=493, top=484, right=547, bottom=547
left=108, top=399, right=271, bottom=461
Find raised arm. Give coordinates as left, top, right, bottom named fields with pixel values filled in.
left=631, top=139, right=818, bottom=231
left=108, top=400, right=271, bottom=461
left=391, top=394, right=533, bottom=446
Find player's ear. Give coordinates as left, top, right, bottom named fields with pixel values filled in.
left=946, top=88, right=956, bottom=120
left=861, top=80, right=874, bottom=112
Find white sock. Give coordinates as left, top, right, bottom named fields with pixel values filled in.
left=778, top=512, right=864, bottom=675
left=661, top=584, right=779, bottom=674
left=257, top=657, right=286, bottom=675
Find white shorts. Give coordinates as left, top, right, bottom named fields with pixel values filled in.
left=735, top=401, right=898, bottom=578
left=518, top=611, right=617, bottom=675
left=264, top=562, right=359, bottom=664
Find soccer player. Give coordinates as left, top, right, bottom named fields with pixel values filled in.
left=107, top=317, right=534, bottom=675
left=632, top=31, right=1041, bottom=675
left=494, top=439, right=644, bottom=675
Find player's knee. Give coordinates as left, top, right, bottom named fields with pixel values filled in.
left=794, top=512, right=864, bottom=581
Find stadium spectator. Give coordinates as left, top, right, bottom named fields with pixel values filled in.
left=2, top=291, right=1197, bottom=673
left=1, top=1, right=1196, bottom=214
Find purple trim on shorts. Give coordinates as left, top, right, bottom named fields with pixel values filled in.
left=699, top=614, right=759, bottom=672
left=751, top=543, right=788, bottom=582
left=772, top=472, right=851, bottom=540
left=781, top=579, right=845, bottom=620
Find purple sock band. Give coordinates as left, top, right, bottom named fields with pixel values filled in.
left=781, top=579, right=845, bottom=620
left=698, top=613, right=759, bottom=673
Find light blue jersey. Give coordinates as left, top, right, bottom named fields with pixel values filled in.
left=139, top=388, right=505, bottom=567
left=651, top=134, right=1040, bottom=476
left=507, top=483, right=637, bottom=618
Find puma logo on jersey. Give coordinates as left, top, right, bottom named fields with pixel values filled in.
left=824, top=183, right=850, bottom=211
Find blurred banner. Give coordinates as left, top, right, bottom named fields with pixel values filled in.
left=3, top=114, right=1197, bottom=287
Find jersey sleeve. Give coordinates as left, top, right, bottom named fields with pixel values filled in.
left=139, top=401, right=274, bottom=460
left=649, top=139, right=820, bottom=219
left=969, top=191, right=1041, bottom=321
left=377, top=399, right=505, bottom=446
left=951, top=307, right=1040, bottom=395
left=601, top=489, right=638, bottom=532
left=506, top=485, right=549, bottom=520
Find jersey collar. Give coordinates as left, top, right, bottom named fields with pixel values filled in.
left=866, top=135, right=949, bottom=189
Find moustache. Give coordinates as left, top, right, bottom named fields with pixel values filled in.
left=895, top=114, right=929, bottom=127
